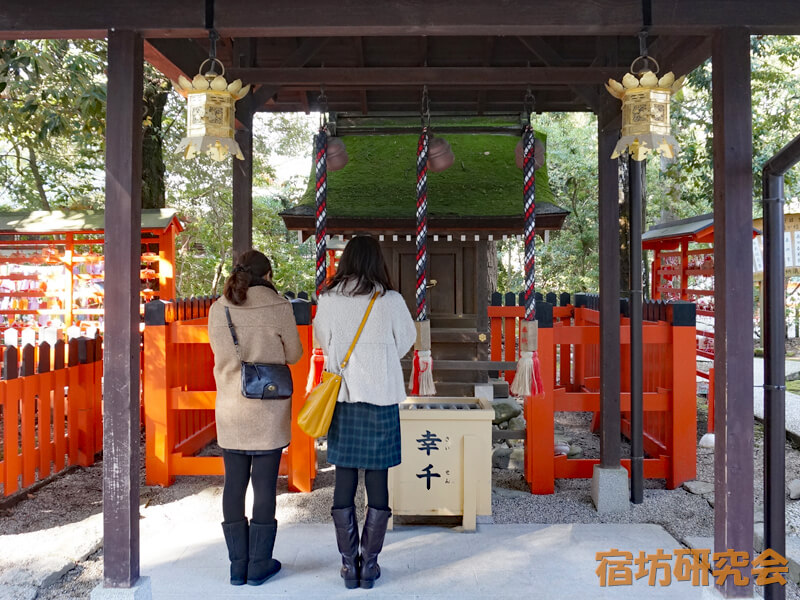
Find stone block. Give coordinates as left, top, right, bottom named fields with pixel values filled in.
left=90, top=576, right=151, bottom=600
left=590, top=465, right=629, bottom=514
left=683, top=480, right=714, bottom=496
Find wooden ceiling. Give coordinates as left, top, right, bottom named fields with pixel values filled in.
left=145, top=33, right=712, bottom=115
left=3, top=0, right=800, bottom=116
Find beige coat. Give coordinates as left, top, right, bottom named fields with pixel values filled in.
left=208, top=285, right=303, bottom=451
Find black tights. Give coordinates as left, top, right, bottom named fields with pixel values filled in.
left=222, top=450, right=281, bottom=524
left=333, top=467, right=389, bottom=510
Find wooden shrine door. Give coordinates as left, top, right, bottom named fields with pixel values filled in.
left=380, top=240, right=479, bottom=325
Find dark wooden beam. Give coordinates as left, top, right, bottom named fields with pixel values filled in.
left=250, top=37, right=331, bottom=110
left=214, top=0, right=642, bottom=36
left=712, top=27, right=754, bottom=599
left=144, top=38, right=208, bottom=82
left=0, top=0, right=206, bottom=38
left=516, top=36, right=600, bottom=112
left=651, top=1, right=800, bottom=35
left=230, top=66, right=623, bottom=88
left=597, top=101, right=621, bottom=469
left=4, top=1, right=800, bottom=39
left=659, top=36, right=712, bottom=79
left=476, top=37, right=495, bottom=116
left=280, top=212, right=568, bottom=240
left=355, top=37, right=369, bottom=115
left=103, top=29, right=143, bottom=589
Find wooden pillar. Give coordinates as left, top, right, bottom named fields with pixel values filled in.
left=232, top=101, right=253, bottom=260
left=232, top=39, right=256, bottom=260
left=598, top=106, right=622, bottom=469
left=712, top=27, right=754, bottom=599
left=103, top=29, right=143, bottom=588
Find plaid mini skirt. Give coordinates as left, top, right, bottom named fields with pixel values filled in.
left=326, top=401, right=401, bottom=470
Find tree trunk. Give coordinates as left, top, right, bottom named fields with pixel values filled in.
left=141, top=75, right=169, bottom=210
left=486, top=240, right=498, bottom=294
left=26, top=142, right=51, bottom=210
left=211, top=260, right=224, bottom=295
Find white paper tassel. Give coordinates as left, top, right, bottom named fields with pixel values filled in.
left=416, top=350, right=436, bottom=396
left=408, top=352, right=419, bottom=391
left=510, top=351, right=534, bottom=397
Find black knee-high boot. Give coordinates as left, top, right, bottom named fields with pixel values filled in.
left=331, top=506, right=360, bottom=589
left=360, top=507, right=391, bottom=589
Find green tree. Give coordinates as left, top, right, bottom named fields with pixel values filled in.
left=0, top=39, right=107, bottom=209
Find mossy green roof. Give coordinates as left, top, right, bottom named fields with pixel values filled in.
left=300, top=133, right=555, bottom=219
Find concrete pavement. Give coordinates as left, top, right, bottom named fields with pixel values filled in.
left=141, top=519, right=726, bottom=599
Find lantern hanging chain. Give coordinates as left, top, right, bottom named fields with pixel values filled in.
left=523, top=87, right=535, bottom=127
left=420, top=85, right=431, bottom=129
left=205, top=29, right=221, bottom=76
left=636, top=0, right=653, bottom=73
left=318, top=88, right=329, bottom=129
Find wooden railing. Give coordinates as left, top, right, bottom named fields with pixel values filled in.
left=142, top=295, right=317, bottom=492
left=488, top=291, right=697, bottom=494
left=1, top=336, right=103, bottom=497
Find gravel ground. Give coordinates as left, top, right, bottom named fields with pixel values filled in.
left=9, top=394, right=800, bottom=599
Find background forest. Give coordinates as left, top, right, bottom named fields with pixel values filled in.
left=1, top=36, right=800, bottom=299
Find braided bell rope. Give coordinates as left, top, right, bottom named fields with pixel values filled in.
left=314, top=127, right=328, bottom=296
left=522, top=126, right=537, bottom=322
left=415, top=128, right=429, bottom=321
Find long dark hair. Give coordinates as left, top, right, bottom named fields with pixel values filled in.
left=323, top=235, right=395, bottom=296
left=223, top=250, right=276, bottom=305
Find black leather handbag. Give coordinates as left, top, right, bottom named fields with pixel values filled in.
left=224, top=307, right=293, bottom=400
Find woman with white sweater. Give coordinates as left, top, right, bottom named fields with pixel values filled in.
left=313, top=235, right=416, bottom=590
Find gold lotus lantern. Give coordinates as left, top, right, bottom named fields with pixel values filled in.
left=171, top=58, right=251, bottom=161
left=605, top=56, right=684, bottom=161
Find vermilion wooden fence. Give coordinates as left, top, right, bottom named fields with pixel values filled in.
left=488, top=291, right=697, bottom=494
left=0, top=335, right=103, bottom=497
left=142, top=295, right=317, bottom=492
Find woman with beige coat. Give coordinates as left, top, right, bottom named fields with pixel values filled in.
left=208, top=250, right=303, bottom=587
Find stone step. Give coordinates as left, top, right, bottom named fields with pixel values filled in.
left=492, top=378, right=510, bottom=399
left=430, top=328, right=484, bottom=344
left=430, top=315, right=478, bottom=329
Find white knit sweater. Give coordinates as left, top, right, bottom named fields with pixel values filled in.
left=313, top=285, right=417, bottom=406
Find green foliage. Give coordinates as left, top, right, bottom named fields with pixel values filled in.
left=299, top=132, right=556, bottom=217
left=495, top=113, right=600, bottom=295
left=0, top=39, right=107, bottom=209
left=163, top=92, right=315, bottom=297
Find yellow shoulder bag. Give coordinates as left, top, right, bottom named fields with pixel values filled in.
left=297, top=291, right=378, bottom=437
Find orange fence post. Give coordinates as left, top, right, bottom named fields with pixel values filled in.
left=143, top=300, right=174, bottom=486
left=37, top=344, right=53, bottom=480
left=52, top=339, right=67, bottom=474
left=20, top=345, right=36, bottom=487
left=668, top=302, right=697, bottom=488
left=287, top=323, right=315, bottom=493
left=2, top=354, right=21, bottom=496
left=526, top=303, right=555, bottom=494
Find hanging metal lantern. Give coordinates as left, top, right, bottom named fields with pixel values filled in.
left=605, top=56, right=684, bottom=161
left=514, top=136, right=545, bottom=170
left=428, top=134, right=455, bottom=172
left=326, top=136, right=349, bottom=172
left=172, top=58, right=251, bottom=162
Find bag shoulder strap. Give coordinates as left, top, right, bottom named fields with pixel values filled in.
left=224, top=306, right=243, bottom=362
left=339, top=291, right=379, bottom=371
